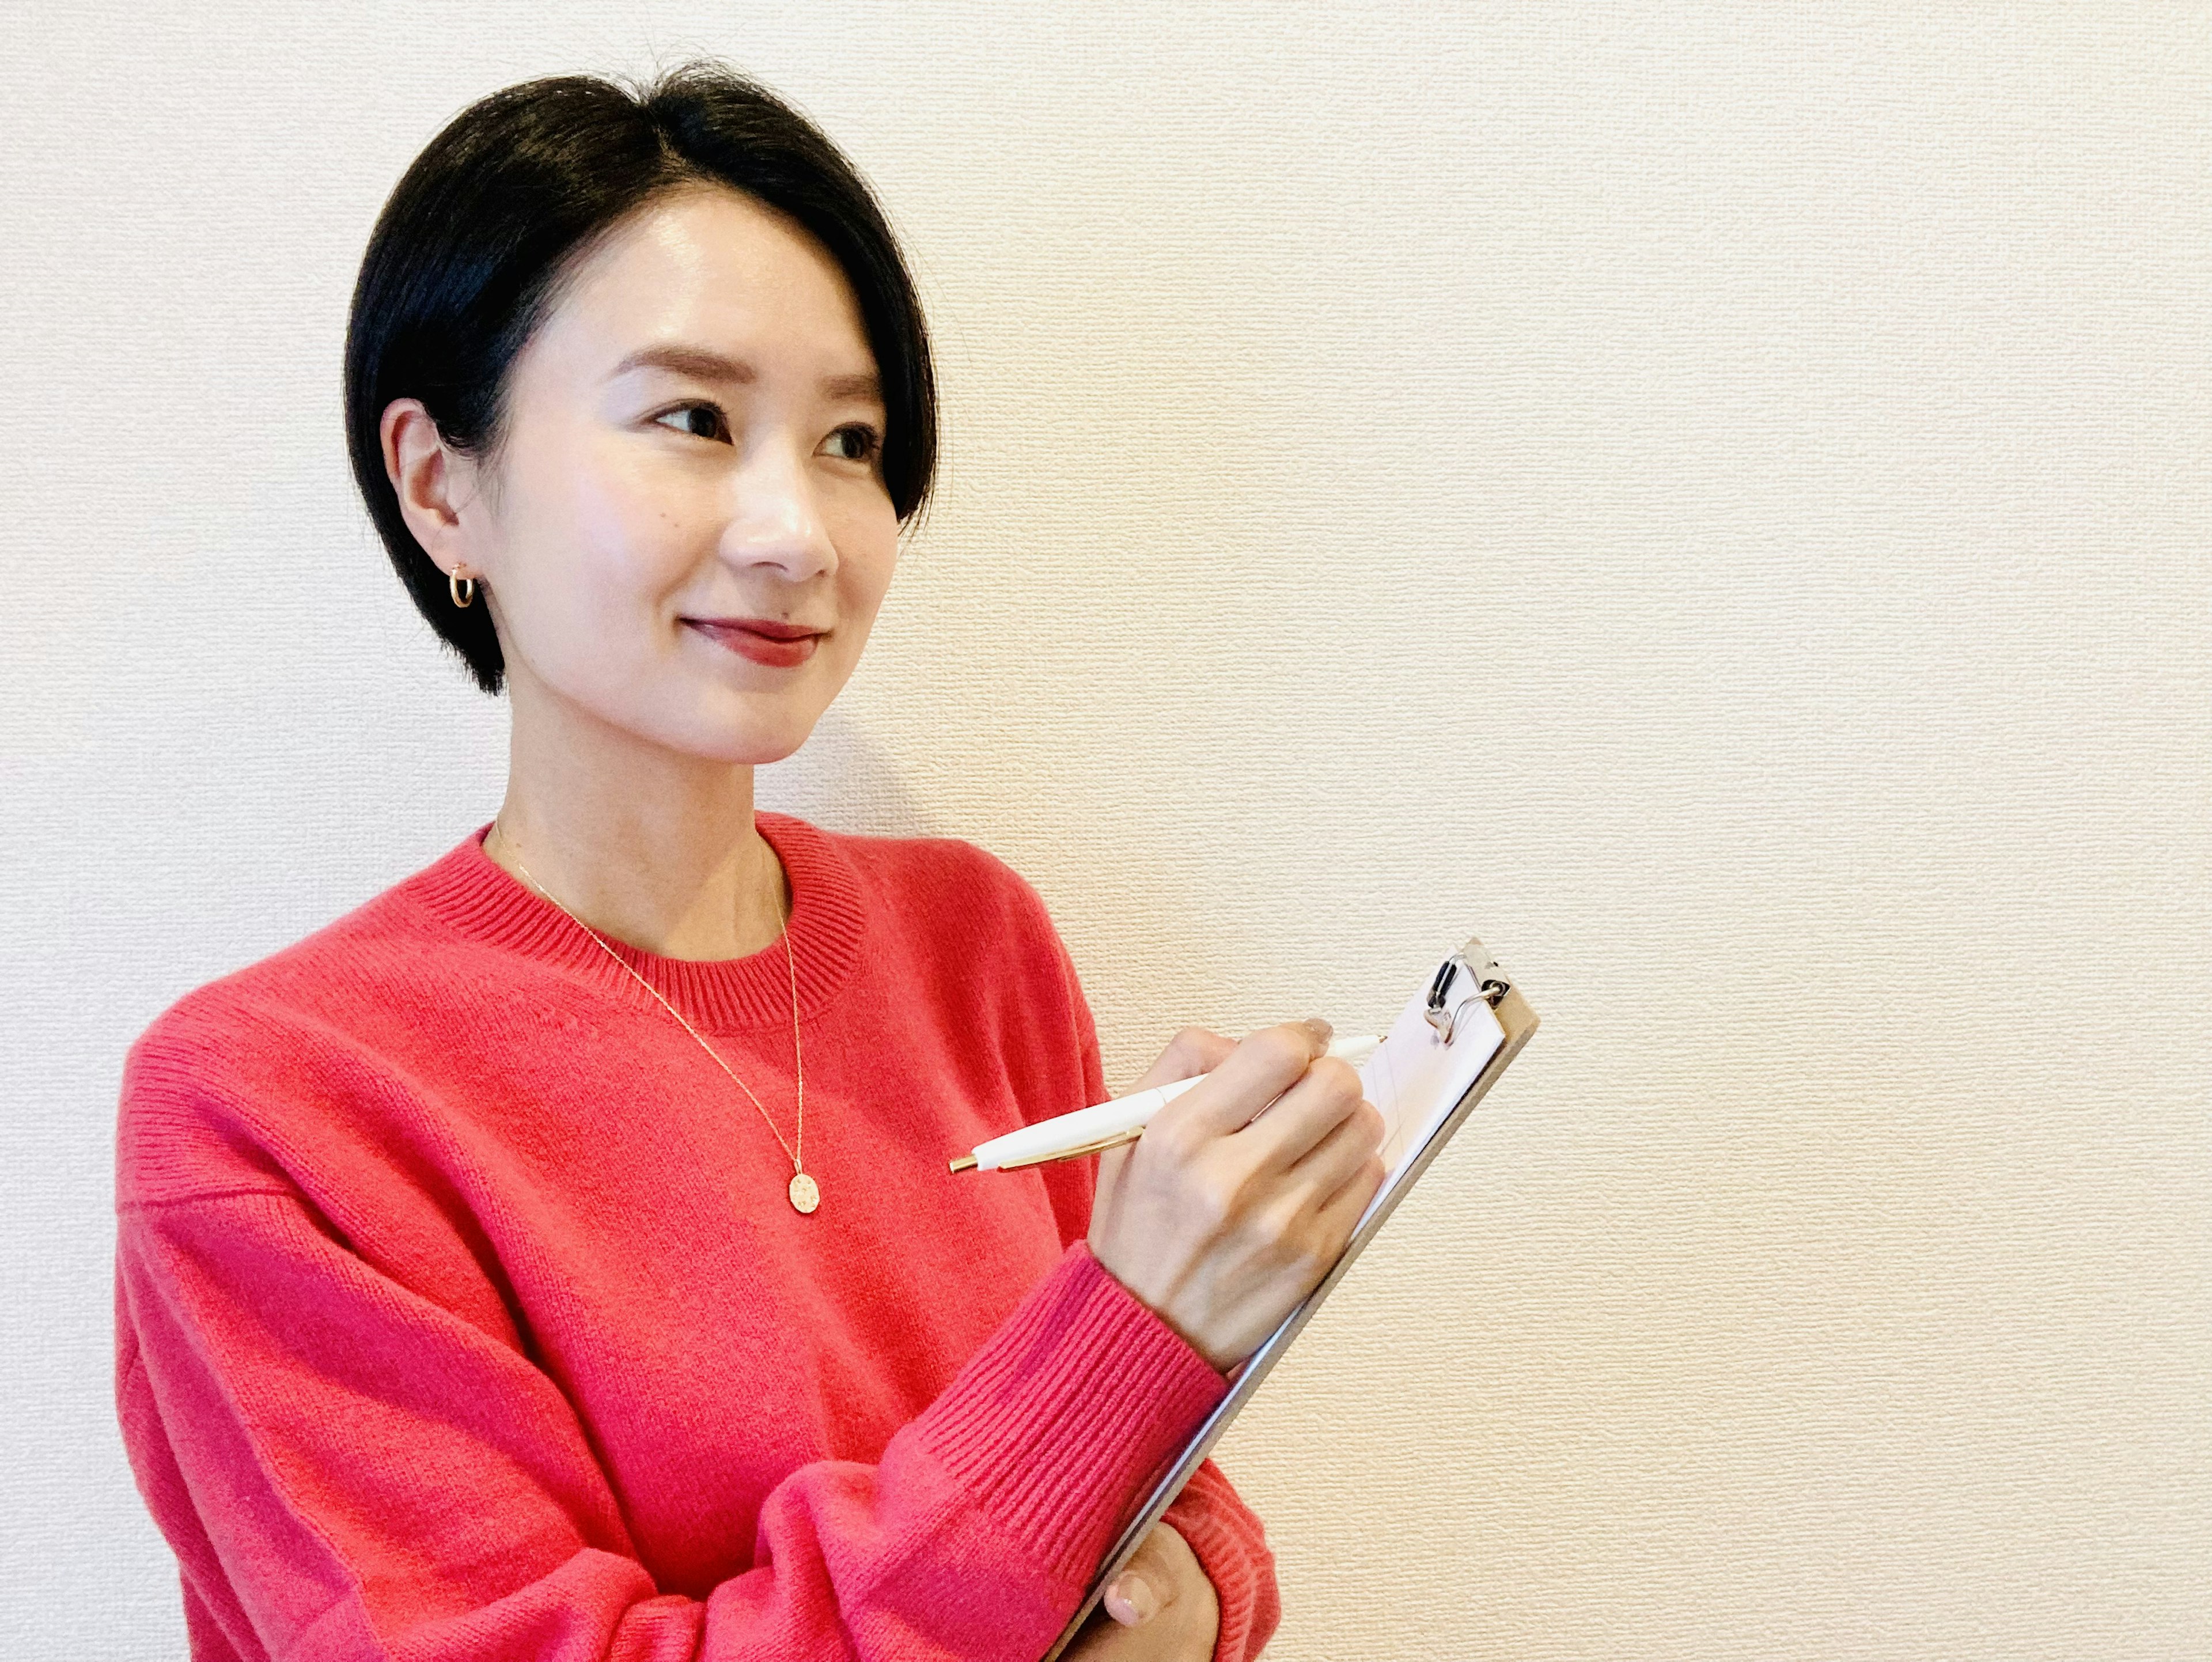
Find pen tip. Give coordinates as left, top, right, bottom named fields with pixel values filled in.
left=947, top=1153, right=978, bottom=1174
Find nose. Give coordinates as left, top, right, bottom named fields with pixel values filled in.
left=719, top=441, right=838, bottom=585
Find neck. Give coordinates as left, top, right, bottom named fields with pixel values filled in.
left=480, top=677, right=791, bottom=963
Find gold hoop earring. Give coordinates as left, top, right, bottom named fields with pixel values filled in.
left=449, top=569, right=476, bottom=608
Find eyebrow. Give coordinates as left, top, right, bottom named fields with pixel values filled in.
left=610, top=344, right=881, bottom=403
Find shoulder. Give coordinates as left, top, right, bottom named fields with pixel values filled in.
left=769, top=815, right=1104, bottom=1131
left=770, top=812, right=1062, bottom=943
left=115, top=839, right=477, bottom=1208
left=124, top=849, right=454, bottom=1073
left=767, top=812, right=1085, bottom=1017
left=124, top=901, right=406, bottom=1088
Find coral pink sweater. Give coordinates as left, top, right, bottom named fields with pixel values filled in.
left=115, top=814, right=1279, bottom=1661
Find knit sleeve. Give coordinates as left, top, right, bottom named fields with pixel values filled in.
left=117, top=1177, right=1228, bottom=1662
left=1029, top=910, right=1283, bottom=1662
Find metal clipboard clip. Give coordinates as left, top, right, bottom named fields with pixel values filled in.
left=1423, top=941, right=1513, bottom=1044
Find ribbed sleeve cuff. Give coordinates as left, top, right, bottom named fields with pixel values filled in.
left=1162, top=1463, right=1281, bottom=1662
left=914, top=1241, right=1229, bottom=1587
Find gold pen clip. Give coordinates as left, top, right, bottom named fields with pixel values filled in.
left=947, top=1124, right=1145, bottom=1175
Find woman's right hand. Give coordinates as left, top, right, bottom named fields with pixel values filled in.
left=1086, top=1019, right=1387, bottom=1372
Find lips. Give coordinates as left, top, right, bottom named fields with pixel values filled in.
left=685, top=618, right=823, bottom=669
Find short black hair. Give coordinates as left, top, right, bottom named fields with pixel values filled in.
left=344, top=64, right=937, bottom=696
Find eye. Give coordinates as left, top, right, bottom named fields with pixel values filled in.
left=653, top=402, right=730, bottom=443
left=823, top=423, right=881, bottom=464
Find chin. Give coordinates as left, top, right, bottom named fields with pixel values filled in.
left=617, top=670, right=849, bottom=766
left=692, top=703, right=833, bottom=767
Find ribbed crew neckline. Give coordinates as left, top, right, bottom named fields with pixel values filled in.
left=406, top=811, right=869, bottom=1033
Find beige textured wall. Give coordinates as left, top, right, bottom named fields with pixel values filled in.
left=3, top=5, right=2205, bottom=1657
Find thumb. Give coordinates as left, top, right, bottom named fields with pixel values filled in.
left=1103, top=1570, right=1162, bottom=1627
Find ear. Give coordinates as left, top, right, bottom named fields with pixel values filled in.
left=380, top=398, right=483, bottom=578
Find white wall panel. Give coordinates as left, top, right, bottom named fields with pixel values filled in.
left=3, top=4, right=2205, bottom=1656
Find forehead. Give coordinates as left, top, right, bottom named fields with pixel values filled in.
left=525, top=184, right=875, bottom=382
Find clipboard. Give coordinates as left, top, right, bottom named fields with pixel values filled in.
left=1042, top=937, right=1539, bottom=1660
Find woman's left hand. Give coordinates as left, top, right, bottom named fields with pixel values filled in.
left=1061, top=1519, right=1221, bottom=1661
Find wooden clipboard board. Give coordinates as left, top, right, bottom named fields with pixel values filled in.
left=1043, top=937, right=1539, bottom=1660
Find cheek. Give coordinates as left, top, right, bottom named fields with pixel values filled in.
left=488, top=431, right=713, bottom=704
left=563, top=446, right=707, bottom=603
left=833, top=498, right=903, bottom=622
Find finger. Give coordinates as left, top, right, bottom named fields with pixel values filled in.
left=1313, top=1148, right=1388, bottom=1240
left=1102, top=1523, right=1181, bottom=1626
left=1102, top=1569, right=1161, bottom=1627
left=1127, top=1026, right=1236, bottom=1095
left=1283, top=1096, right=1386, bottom=1198
left=1156, top=1020, right=1330, bottom=1139
left=1231, top=1055, right=1368, bottom=1171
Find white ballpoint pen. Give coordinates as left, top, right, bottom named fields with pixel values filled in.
left=947, top=1033, right=1383, bottom=1174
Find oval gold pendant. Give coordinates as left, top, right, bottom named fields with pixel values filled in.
left=787, top=1171, right=820, bottom=1214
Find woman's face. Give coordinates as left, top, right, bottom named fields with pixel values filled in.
left=450, top=184, right=900, bottom=763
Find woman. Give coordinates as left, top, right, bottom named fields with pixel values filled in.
left=113, top=65, right=1387, bottom=1662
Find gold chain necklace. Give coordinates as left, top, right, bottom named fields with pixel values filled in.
left=503, top=834, right=819, bottom=1216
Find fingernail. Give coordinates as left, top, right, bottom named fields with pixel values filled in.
left=1301, top=1016, right=1334, bottom=1045
left=1113, top=1574, right=1160, bottom=1623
